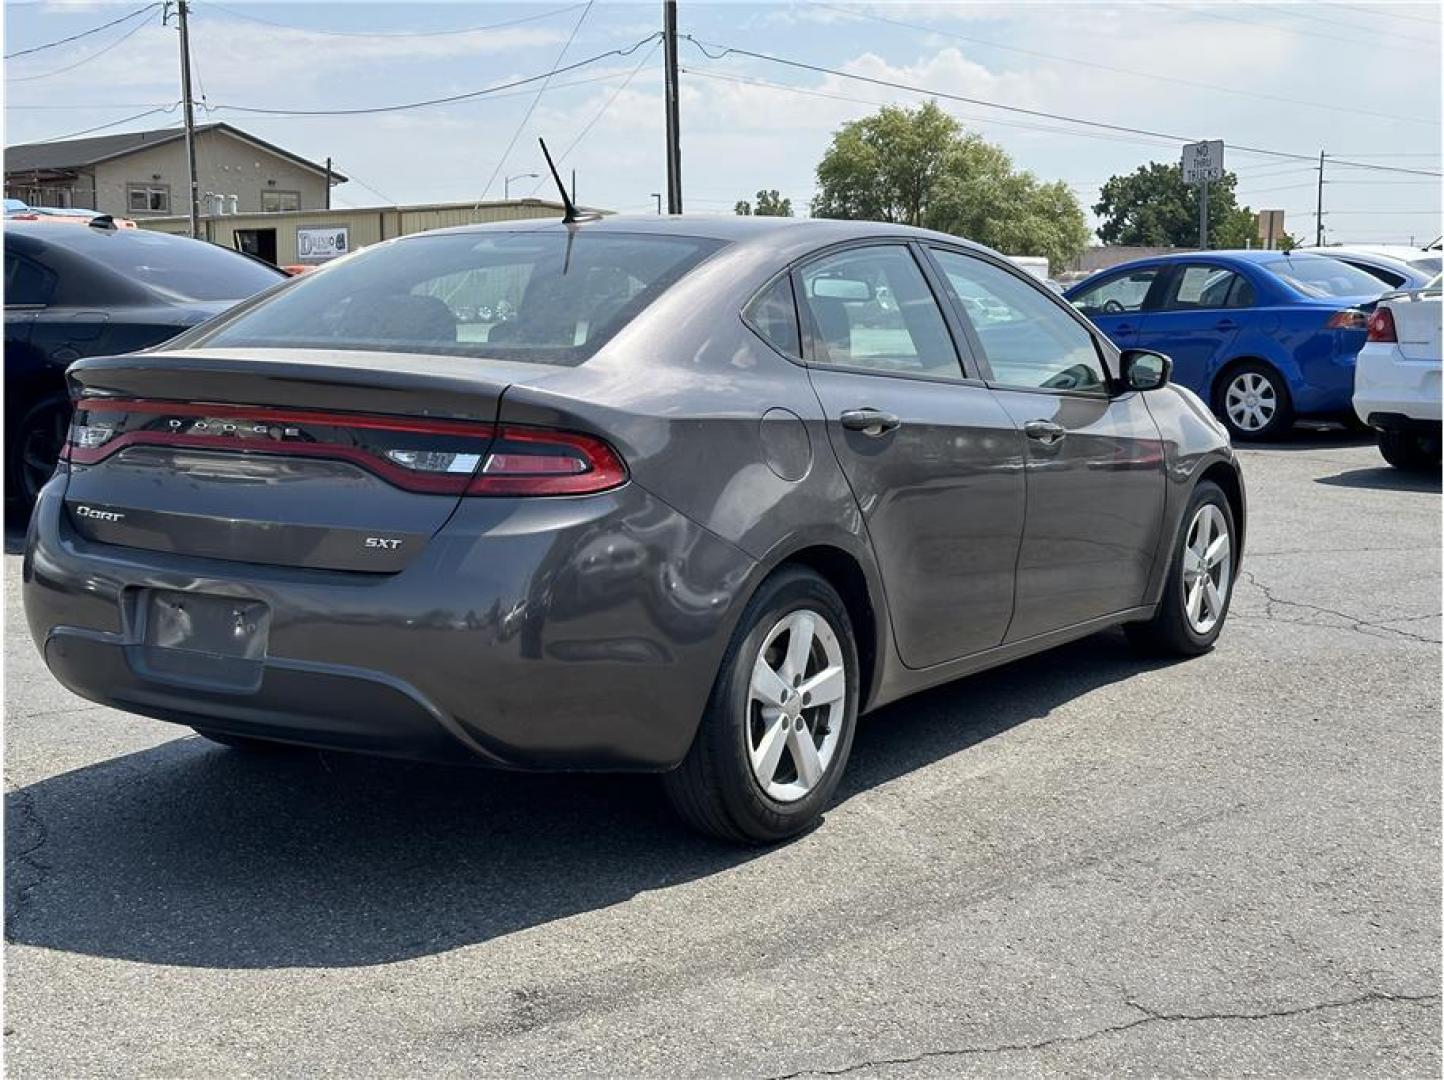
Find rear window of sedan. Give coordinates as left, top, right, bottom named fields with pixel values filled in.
left=199, top=231, right=724, bottom=365
left=55, top=228, right=285, bottom=302
left=1259, top=254, right=1389, bottom=299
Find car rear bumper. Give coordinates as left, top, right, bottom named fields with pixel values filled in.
left=1353, top=342, right=1443, bottom=425
left=22, top=477, right=754, bottom=771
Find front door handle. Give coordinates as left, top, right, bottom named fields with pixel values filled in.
left=1215, top=319, right=1238, bottom=331
left=1114, top=323, right=1135, bottom=335
left=1023, top=419, right=1066, bottom=444
left=839, top=408, right=902, bottom=436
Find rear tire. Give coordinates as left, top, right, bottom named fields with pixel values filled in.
left=1126, top=480, right=1236, bottom=657
left=7, top=394, right=71, bottom=512
left=1377, top=429, right=1440, bottom=471
left=663, top=567, right=859, bottom=844
left=1214, top=362, right=1294, bottom=441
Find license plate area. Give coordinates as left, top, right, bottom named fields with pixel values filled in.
left=128, top=590, right=271, bottom=693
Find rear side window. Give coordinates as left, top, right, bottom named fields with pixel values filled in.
left=1070, top=268, right=1160, bottom=315
left=796, top=245, right=962, bottom=379
left=745, top=274, right=801, bottom=357
left=3, top=251, right=55, bottom=306
left=1165, top=265, right=1244, bottom=310
left=201, top=231, right=723, bottom=365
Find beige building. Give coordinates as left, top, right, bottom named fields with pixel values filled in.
left=5, top=122, right=342, bottom=219
left=138, top=199, right=582, bottom=266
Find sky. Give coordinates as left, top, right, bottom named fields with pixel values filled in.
left=4, top=0, right=1442, bottom=247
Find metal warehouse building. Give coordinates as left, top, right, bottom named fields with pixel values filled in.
left=137, top=198, right=586, bottom=267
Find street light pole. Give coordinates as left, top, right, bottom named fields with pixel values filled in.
left=505, top=172, right=539, bottom=200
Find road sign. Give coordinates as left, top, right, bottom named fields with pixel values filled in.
left=1257, top=209, right=1286, bottom=249
left=1182, top=140, right=1225, bottom=185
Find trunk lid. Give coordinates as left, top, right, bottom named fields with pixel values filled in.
left=61, top=348, right=556, bottom=573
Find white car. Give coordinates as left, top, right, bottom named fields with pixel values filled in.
left=1353, top=273, right=1442, bottom=470
left=1305, top=245, right=1441, bottom=292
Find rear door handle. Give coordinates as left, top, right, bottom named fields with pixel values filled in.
left=839, top=408, right=902, bottom=436
left=1023, top=419, right=1066, bottom=444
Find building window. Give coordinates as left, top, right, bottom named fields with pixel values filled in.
left=261, top=190, right=301, bottom=213
left=126, top=183, right=170, bottom=213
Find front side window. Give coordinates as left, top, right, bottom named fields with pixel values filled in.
left=745, top=274, right=801, bottom=357
left=1069, top=267, right=1160, bottom=316
left=796, top=245, right=962, bottom=379
left=931, top=248, right=1106, bottom=394
left=1165, top=265, right=1245, bottom=310
left=200, top=231, right=723, bottom=364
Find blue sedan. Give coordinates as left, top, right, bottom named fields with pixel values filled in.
left=1065, top=251, right=1385, bottom=439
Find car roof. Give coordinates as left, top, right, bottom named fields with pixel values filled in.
left=1301, top=245, right=1434, bottom=264
left=419, top=212, right=1001, bottom=256
left=6, top=219, right=213, bottom=253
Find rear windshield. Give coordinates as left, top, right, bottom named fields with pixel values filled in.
left=1259, top=254, right=1387, bottom=299
left=1409, top=255, right=1442, bottom=276
left=199, top=230, right=724, bottom=364
left=78, top=230, right=283, bottom=301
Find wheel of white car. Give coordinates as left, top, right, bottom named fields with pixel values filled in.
left=663, top=566, right=859, bottom=844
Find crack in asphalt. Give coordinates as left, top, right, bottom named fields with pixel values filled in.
left=766, top=991, right=1442, bottom=1079
left=4, top=780, right=51, bottom=943
left=1234, top=570, right=1441, bottom=645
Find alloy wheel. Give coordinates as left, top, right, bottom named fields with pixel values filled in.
left=1224, top=372, right=1277, bottom=433
left=746, top=608, right=847, bottom=803
left=1182, top=503, right=1232, bottom=635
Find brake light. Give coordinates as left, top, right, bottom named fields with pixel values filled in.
left=1325, top=308, right=1367, bottom=330
left=468, top=426, right=627, bottom=496
left=1367, top=307, right=1398, bottom=343
left=65, top=398, right=627, bottom=497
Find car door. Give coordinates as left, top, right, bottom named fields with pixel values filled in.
left=1134, top=262, right=1252, bottom=397
left=1066, top=264, right=1167, bottom=349
left=926, top=246, right=1167, bottom=642
left=788, top=242, right=1026, bottom=667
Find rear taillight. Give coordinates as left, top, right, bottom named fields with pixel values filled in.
left=468, top=426, right=627, bottom=496
left=1367, top=307, right=1398, bottom=343
left=1325, top=308, right=1368, bottom=330
left=65, top=398, right=626, bottom=497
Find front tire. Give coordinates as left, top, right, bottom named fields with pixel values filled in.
left=664, top=567, right=859, bottom=844
left=1215, top=363, right=1294, bottom=441
left=1126, top=480, right=1236, bottom=656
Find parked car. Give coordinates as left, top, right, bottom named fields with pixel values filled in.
left=1302, top=245, right=1441, bottom=292
left=1353, top=272, right=1442, bottom=470
left=1065, top=251, right=1385, bottom=439
left=4, top=219, right=285, bottom=509
left=5, top=204, right=137, bottom=228
left=23, top=216, right=1245, bottom=843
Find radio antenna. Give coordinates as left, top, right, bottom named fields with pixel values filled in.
left=539, top=138, right=578, bottom=225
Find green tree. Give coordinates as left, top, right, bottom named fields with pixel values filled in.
left=811, top=101, right=1088, bottom=271
left=734, top=189, right=793, bottom=217
left=1093, top=162, right=1260, bottom=249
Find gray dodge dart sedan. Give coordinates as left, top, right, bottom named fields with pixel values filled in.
left=23, top=215, right=1244, bottom=843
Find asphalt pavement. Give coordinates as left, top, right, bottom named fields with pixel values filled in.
left=4, top=430, right=1440, bottom=1077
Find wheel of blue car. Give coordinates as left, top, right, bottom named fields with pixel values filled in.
left=663, top=566, right=859, bottom=844
left=1214, top=362, right=1294, bottom=441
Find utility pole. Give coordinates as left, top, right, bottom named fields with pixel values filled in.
left=168, top=1, right=201, bottom=239
left=1198, top=179, right=1209, bottom=250
left=324, top=156, right=332, bottom=210
left=662, top=0, right=682, bottom=214
left=1315, top=150, right=1326, bottom=247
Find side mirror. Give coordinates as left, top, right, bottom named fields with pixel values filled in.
left=1120, top=348, right=1172, bottom=392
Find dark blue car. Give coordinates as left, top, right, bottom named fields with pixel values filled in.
left=1065, top=251, right=1384, bottom=439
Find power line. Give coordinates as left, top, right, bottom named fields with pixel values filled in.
left=6, top=14, right=157, bottom=82
left=207, top=34, right=658, bottom=117
left=529, top=37, right=661, bottom=195
left=1245, top=1, right=1438, bottom=46
left=1186, top=3, right=1438, bottom=54
left=682, top=36, right=1444, bottom=178
left=1330, top=1, right=1442, bottom=25
left=197, top=1, right=587, bottom=39
left=4, top=2, right=160, bottom=59
left=478, top=0, right=595, bottom=202
left=27, top=105, right=181, bottom=144
left=813, top=2, right=1434, bottom=127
